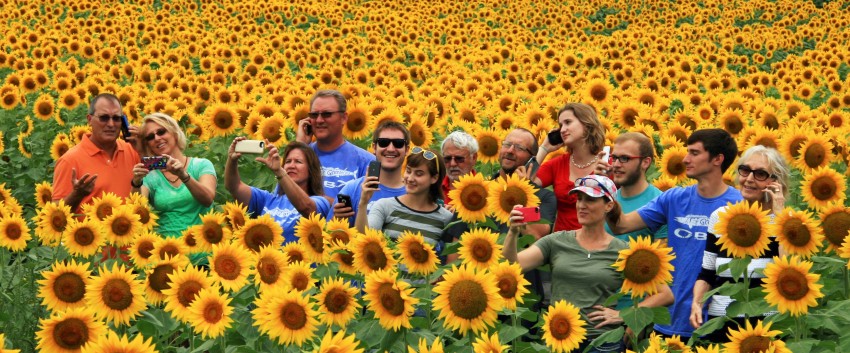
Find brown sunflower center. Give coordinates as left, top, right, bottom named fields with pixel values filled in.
left=111, top=216, right=132, bottom=236
left=54, top=272, right=86, bottom=303
left=459, top=184, right=488, bottom=212
left=362, top=241, right=389, bottom=270
left=37, top=101, right=53, bottom=116
left=810, top=176, right=837, bottom=201
left=780, top=218, right=811, bottom=247
left=410, top=125, right=426, bottom=146
left=214, top=254, right=241, bottom=281
left=148, top=265, right=176, bottom=292
left=324, top=288, right=350, bottom=314
left=822, top=211, right=850, bottom=246
left=496, top=274, right=518, bottom=299
left=306, top=228, right=324, bottom=254
left=73, top=227, right=95, bottom=246
left=498, top=186, right=529, bottom=214
left=177, top=280, right=203, bottom=307
left=666, top=155, right=685, bottom=176
left=203, top=301, right=223, bottom=323
left=50, top=210, right=68, bottom=232
left=549, top=315, right=573, bottom=340
left=53, top=318, right=89, bottom=350
left=102, top=278, right=133, bottom=310
left=203, top=223, right=224, bottom=244
left=280, top=302, right=307, bottom=330
left=213, top=110, right=234, bottom=129
left=243, top=224, right=274, bottom=251
left=589, top=85, right=608, bottom=102
left=184, top=232, right=197, bottom=247
left=96, top=204, right=113, bottom=221
left=469, top=238, right=493, bottom=263
left=724, top=115, right=743, bottom=134
left=330, top=230, right=349, bottom=244
left=788, top=139, right=805, bottom=159
left=338, top=250, right=355, bottom=266
left=803, top=144, right=826, bottom=168
left=5, top=223, right=22, bottom=240
left=726, top=214, right=763, bottom=248
left=159, top=244, right=180, bottom=259
left=738, top=336, right=772, bottom=353
left=478, top=135, right=500, bottom=157
left=257, top=257, right=281, bottom=284
left=228, top=212, right=245, bottom=229
left=135, top=206, right=151, bottom=225
left=776, top=268, right=810, bottom=300
left=377, top=283, right=405, bottom=316
left=287, top=251, right=304, bottom=264
left=40, top=190, right=52, bottom=205
left=448, top=279, right=487, bottom=320
left=623, top=249, right=661, bottom=284
left=406, top=241, right=430, bottom=264
left=138, top=241, right=155, bottom=259
left=347, top=111, right=367, bottom=132
left=291, top=272, right=310, bottom=291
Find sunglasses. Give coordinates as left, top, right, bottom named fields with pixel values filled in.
left=307, top=110, right=344, bottom=119
left=443, top=155, right=466, bottom=163
left=145, top=128, right=168, bottom=141
left=501, top=141, right=531, bottom=154
left=96, top=114, right=124, bottom=123
left=375, top=138, right=407, bottom=149
left=575, top=176, right=614, bottom=198
left=737, top=165, right=776, bottom=181
left=411, top=146, right=440, bottom=175
left=609, top=154, right=644, bottom=163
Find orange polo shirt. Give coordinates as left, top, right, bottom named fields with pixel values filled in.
left=52, top=134, right=141, bottom=213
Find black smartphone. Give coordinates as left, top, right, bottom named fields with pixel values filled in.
left=304, top=123, right=313, bottom=136
left=337, top=194, right=352, bottom=208
left=367, top=160, right=381, bottom=178
left=525, top=157, right=541, bottom=180
left=547, top=129, right=563, bottom=145
left=120, top=115, right=131, bottom=140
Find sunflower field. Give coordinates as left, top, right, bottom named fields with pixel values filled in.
left=2, top=0, right=850, bottom=352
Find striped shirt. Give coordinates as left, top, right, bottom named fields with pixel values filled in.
left=367, top=197, right=453, bottom=245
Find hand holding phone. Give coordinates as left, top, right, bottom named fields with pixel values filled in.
left=142, top=156, right=168, bottom=170
left=337, top=194, right=352, bottom=209
left=234, top=140, right=265, bottom=154
left=524, top=158, right=541, bottom=181
left=547, top=129, right=564, bottom=146
left=304, top=123, right=313, bottom=136
left=602, top=146, right=611, bottom=162
left=120, top=115, right=131, bottom=140
left=517, top=206, right=541, bottom=223
left=367, top=160, right=381, bottom=178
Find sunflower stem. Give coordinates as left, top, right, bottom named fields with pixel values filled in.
left=843, top=267, right=849, bottom=300
left=511, top=313, right=518, bottom=352
left=426, top=273, right=433, bottom=327
left=743, top=256, right=751, bottom=322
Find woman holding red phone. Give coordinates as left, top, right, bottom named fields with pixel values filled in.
left=504, top=174, right=673, bottom=353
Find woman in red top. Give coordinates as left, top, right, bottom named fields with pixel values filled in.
left=534, top=103, right=607, bottom=232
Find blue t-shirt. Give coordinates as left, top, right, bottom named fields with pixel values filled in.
left=636, top=184, right=742, bottom=337
left=312, top=141, right=374, bottom=199
left=247, top=187, right=332, bottom=244
left=331, top=176, right=406, bottom=226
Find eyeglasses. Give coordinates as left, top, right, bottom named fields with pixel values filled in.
left=609, top=154, right=644, bottom=163
left=375, top=138, right=407, bottom=149
left=96, top=114, right=124, bottom=123
left=307, top=110, right=344, bottom=119
left=737, top=165, right=776, bottom=181
left=145, top=128, right=168, bottom=141
left=575, top=176, right=614, bottom=198
left=443, top=155, right=466, bottom=164
left=411, top=146, right=440, bottom=175
left=501, top=141, right=531, bottom=154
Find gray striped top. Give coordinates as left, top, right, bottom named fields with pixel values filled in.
left=367, top=197, right=453, bottom=245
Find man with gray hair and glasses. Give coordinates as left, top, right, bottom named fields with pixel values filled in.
left=440, top=130, right=479, bottom=207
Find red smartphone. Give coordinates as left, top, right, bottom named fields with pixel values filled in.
left=517, top=206, right=541, bottom=223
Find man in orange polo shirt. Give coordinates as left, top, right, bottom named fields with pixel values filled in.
left=53, top=93, right=141, bottom=214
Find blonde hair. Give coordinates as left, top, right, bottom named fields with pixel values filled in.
left=141, top=113, right=187, bottom=156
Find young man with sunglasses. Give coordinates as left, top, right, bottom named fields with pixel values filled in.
left=440, top=131, right=478, bottom=207
left=294, top=90, right=374, bottom=199
left=53, top=93, right=142, bottom=213
left=606, top=129, right=743, bottom=340
left=331, top=121, right=410, bottom=226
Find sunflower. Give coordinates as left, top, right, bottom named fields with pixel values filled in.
left=129, top=231, right=161, bottom=269
left=712, top=202, right=775, bottom=259
left=794, top=135, right=833, bottom=173
left=409, top=338, right=444, bottom=353
left=253, top=245, right=289, bottom=292
left=204, top=103, right=241, bottom=137
left=487, top=173, right=540, bottom=225
left=762, top=255, right=824, bottom=317
left=457, top=228, right=503, bottom=271
left=50, top=134, right=72, bottom=161
left=316, top=277, right=361, bottom=327
left=778, top=125, right=809, bottom=162
left=541, top=300, right=588, bottom=353
left=35, top=200, right=73, bottom=245
left=37, top=260, right=92, bottom=312
left=34, top=181, right=53, bottom=208
left=187, top=286, right=233, bottom=339
left=0, top=184, right=20, bottom=215
left=102, top=205, right=142, bottom=247
left=210, top=242, right=255, bottom=292
left=152, top=237, right=188, bottom=262
left=324, top=217, right=356, bottom=247
left=222, top=201, right=249, bottom=231
left=36, top=307, right=107, bottom=353
left=162, top=264, right=213, bottom=322
left=252, top=290, right=319, bottom=346
left=296, top=212, right=327, bottom=263
left=0, top=214, right=31, bottom=252
left=63, top=219, right=105, bottom=257
left=448, top=173, right=490, bottom=223
left=257, top=114, right=289, bottom=147
left=283, top=260, right=315, bottom=292
left=352, top=228, right=397, bottom=274
left=800, top=167, right=846, bottom=210
left=145, top=255, right=189, bottom=305
left=343, top=100, right=371, bottom=140
left=472, top=332, right=509, bottom=353
left=85, top=263, right=147, bottom=326
left=489, top=261, right=531, bottom=310
left=723, top=320, right=791, bottom=353
left=819, top=204, right=850, bottom=252
left=474, top=128, right=503, bottom=164
left=364, top=269, right=418, bottom=331
left=180, top=226, right=202, bottom=255
left=282, top=241, right=309, bottom=264
left=773, top=208, right=823, bottom=258
left=235, top=214, right=283, bottom=252
left=0, top=333, right=20, bottom=353
left=313, top=330, right=364, bottom=353
left=125, top=196, right=158, bottom=231
left=329, top=242, right=358, bottom=275
left=695, top=344, right=721, bottom=353
left=32, top=93, right=56, bottom=121
left=584, top=78, right=614, bottom=105
left=658, top=145, right=688, bottom=184
left=196, top=211, right=231, bottom=252
left=84, top=192, right=122, bottom=221
left=79, top=331, right=159, bottom=353
left=433, top=264, right=502, bottom=334
left=396, top=231, right=440, bottom=275
left=612, top=236, right=675, bottom=298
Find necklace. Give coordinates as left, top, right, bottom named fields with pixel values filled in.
left=163, top=156, right=188, bottom=183
left=571, top=154, right=598, bottom=169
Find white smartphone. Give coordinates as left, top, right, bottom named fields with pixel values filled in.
left=235, top=140, right=265, bottom=154
left=602, top=146, right=611, bottom=161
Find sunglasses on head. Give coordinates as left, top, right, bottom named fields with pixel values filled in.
left=737, top=165, right=776, bottom=181
left=411, top=146, right=440, bottom=175
left=145, top=128, right=168, bottom=141
left=375, top=138, right=407, bottom=149
left=575, top=176, right=613, bottom=197
left=96, top=114, right=124, bottom=123
left=307, top=110, right=343, bottom=119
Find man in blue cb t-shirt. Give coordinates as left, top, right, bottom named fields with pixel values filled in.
left=606, top=129, right=743, bottom=339
left=295, top=90, right=374, bottom=199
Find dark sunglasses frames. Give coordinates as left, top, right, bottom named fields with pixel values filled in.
left=307, top=111, right=344, bottom=119
left=145, top=128, right=168, bottom=141
left=375, top=138, right=407, bottom=149
left=737, top=165, right=775, bottom=181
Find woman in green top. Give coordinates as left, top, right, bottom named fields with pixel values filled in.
left=504, top=174, right=672, bottom=352
left=130, top=113, right=217, bottom=241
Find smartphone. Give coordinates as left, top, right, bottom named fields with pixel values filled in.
left=517, top=206, right=541, bottom=223
left=120, top=115, right=131, bottom=140
left=367, top=160, right=381, bottom=178
left=602, top=146, right=611, bottom=162
left=524, top=157, right=540, bottom=181
left=235, top=140, right=265, bottom=154
left=304, top=123, right=313, bottom=136
left=547, top=130, right=563, bottom=145
left=764, top=190, right=772, bottom=204
left=337, top=194, right=352, bottom=208
left=142, top=156, right=167, bottom=170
